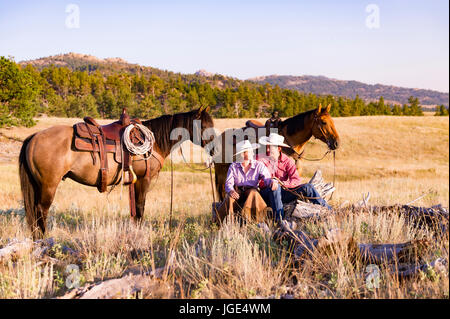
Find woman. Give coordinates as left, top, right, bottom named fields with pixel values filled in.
left=216, top=140, right=275, bottom=224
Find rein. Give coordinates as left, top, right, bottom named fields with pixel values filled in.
left=179, top=146, right=212, bottom=171
left=299, top=149, right=331, bottom=162
left=168, top=145, right=219, bottom=226
left=179, top=146, right=219, bottom=217
left=273, top=177, right=322, bottom=200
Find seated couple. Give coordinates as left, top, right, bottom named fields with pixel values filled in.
left=216, top=133, right=331, bottom=224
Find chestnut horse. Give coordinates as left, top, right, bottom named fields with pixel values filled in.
left=19, top=107, right=215, bottom=239
left=213, top=104, right=340, bottom=201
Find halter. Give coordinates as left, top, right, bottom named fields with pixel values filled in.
left=312, top=111, right=330, bottom=143
left=292, top=111, right=333, bottom=162
left=295, top=111, right=337, bottom=200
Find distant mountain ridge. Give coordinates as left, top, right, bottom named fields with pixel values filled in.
left=19, top=53, right=448, bottom=107
left=20, top=52, right=170, bottom=78
left=249, top=75, right=448, bottom=107
left=19, top=53, right=241, bottom=88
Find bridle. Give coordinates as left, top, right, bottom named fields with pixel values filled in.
left=292, top=111, right=334, bottom=162
left=312, top=111, right=332, bottom=147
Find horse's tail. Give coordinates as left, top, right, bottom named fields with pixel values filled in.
left=19, top=133, right=40, bottom=238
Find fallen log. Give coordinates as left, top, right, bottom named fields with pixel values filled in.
left=358, top=239, right=430, bottom=264
left=360, top=204, right=449, bottom=233
left=0, top=238, right=33, bottom=262
left=275, top=223, right=431, bottom=265
left=284, top=200, right=332, bottom=221
left=308, top=170, right=335, bottom=200
left=77, top=274, right=149, bottom=299
left=0, top=237, right=78, bottom=263
left=369, top=204, right=448, bottom=221
left=59, top=267, right=170, bottom=299
left=282, top=199, right=448, bottom=235
left=392, top=258, right=448, bottom=280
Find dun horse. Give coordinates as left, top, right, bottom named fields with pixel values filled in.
left=19, top=107, right=215, bottom=239
left=213, top=104, right=340, bottom=201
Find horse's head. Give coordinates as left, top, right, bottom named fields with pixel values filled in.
left=311, top=104, right=340, bottom=150
left=193, top=106, right=216, bottom=151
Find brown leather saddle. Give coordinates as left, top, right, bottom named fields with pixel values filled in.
left=73, top=108, right=161, bottom=217
left=245, top=119, right=265, bottom=129
left=239, top=119, right=268, bottom=147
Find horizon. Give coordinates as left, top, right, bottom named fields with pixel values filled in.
left=1, top=1, right=448, bottom=92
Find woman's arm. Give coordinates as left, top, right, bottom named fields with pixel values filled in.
left=224, top=164, right=236, bottom=194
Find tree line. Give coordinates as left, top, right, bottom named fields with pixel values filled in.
left=0, top=56, right=447, bottom=128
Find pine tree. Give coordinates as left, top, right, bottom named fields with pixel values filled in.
left=0, top=56, right=40, bottom=127
left=408, top=96, right=423, bottom=116
left=378, top=96, right=390, bottom=115
left=402, top=104, right=410, bottom=116
left=435, top=104, right=449, bottom=116
left=392, top=104, right=402, bottom=116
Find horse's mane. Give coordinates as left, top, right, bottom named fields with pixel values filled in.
left=143, top=109, right=213, bottom=154
left=280, top=108, right=317, bottom=136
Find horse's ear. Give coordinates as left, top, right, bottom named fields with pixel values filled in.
left=317, top=103, right=322, bottom=113
left=326, top=103, right=331, bottom=113
left=203, top=106, right=210, bottom=113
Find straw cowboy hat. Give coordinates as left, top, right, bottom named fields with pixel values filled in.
left=259, top=133, right=290, bottom=148
left=234, top=140, right=260, bottom=156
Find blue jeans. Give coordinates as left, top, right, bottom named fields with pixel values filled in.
left=260, top=186, right=284, bottom=222
left=281, top=183, right=332, bottom=210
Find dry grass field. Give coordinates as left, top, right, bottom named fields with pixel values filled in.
left=0, top=114, right=448, bottom=299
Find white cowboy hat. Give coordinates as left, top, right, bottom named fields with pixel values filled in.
left=259, top=133, right=290, bottom=148
left=234, top=140, right=260, bottom=156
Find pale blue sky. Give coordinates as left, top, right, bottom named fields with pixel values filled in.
left=0, top=0, right=448, bottom=92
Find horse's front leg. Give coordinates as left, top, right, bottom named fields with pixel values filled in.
left=133, top=176, right=151, bottom=222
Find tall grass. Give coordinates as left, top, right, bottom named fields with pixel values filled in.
left=0, top=116, right=448, bottom=298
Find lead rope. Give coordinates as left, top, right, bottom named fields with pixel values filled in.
left=179, top=146, right=218, bottom=222
left=330, top=150, right=336, bottom=201
left=209, top=164, right=219, bottom=221
left=122, top=124, right=155, bottom=156
left=169, top=151, right=174, bottom=232
left=299, top=149, right=331, bottom=162
left=179, top=146, right=211, bottom=171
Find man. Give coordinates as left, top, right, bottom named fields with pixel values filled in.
left=257, top=133, right=332, bottom=220
left=265, top=111, right=282, bottom=135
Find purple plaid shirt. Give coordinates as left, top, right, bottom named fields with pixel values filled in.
left=225, top=160, right=273, bottom=194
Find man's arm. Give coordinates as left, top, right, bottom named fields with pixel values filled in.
left=258, top=162, right=273, bottom=188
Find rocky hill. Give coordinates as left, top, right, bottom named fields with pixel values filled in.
left=249, top=75, right=448, bottom=107
left=19, top=53, right=241, bottom=89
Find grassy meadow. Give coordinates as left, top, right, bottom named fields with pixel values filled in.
left=0, top=114, right=448, bottom=298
